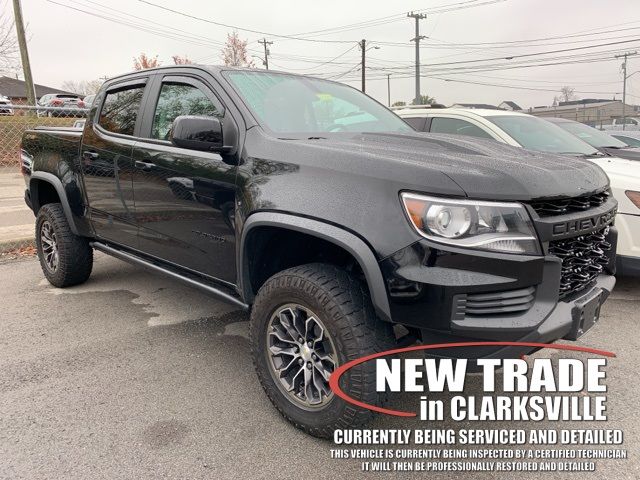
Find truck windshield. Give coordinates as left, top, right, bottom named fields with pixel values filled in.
left=487, top=115, right=600, bottom=156
left=225, top=71, right=412, bottom=135
left=552, top=120, right=628, bottom=149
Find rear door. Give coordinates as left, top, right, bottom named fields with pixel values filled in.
left=80, top=77, right=150, bottom=248
left=131, top=73, right=239, bottom=283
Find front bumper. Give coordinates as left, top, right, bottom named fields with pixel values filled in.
left=379, top=229, right=617, bottom=359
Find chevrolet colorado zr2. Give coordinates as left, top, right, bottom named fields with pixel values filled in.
left=21, top=66, right=617, bottom=437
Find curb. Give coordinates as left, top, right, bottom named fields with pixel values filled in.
left=0, top=236, right=35, bottom=254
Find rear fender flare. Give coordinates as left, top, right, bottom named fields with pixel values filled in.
left=29, top=172, right=80, bottom=235
left=238, top=212, right=392, bottom=322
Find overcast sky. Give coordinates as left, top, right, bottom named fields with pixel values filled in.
left=9, top=0, right=640, bottom=108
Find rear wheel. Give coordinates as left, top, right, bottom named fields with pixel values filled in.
left=35, top=203, right=93, bottom=288
left=250, top=263, right=395, bottom=438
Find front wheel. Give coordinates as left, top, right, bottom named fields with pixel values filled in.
left=250, top=263, right=395, bottom=438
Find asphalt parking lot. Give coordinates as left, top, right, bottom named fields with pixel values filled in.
left=1, top=253, right=638, bottom=479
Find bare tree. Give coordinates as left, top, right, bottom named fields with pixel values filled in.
left=172, top=55, right=192, bottom=65
left=221, top=31, right=254, bottom=67
left=0, top=8, right=19, bottom=74
left=133, top=53, right=161, bottom=70
left=60, top=79, right=103, bottom=95
left=558, top=86, right=576, bottom=103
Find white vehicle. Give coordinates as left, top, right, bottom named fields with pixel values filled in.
left=0, top=94, right=13, bottom=115
left=601, top=117, right=640, bottom=131
left=396, top=107, right=640, bottom=275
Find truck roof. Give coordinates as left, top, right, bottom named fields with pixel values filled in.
left=104, top=64, right=310, bottom=85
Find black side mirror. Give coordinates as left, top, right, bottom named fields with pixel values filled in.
left=171, top=115, right=224, bottom=152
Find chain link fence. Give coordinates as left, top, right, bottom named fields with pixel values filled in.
left=0, top=105, right=88, bottom=257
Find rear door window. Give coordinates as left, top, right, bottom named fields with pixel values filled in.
left=430, top=117, right=493, bottom=139
left=98, top=85, right=145, bottom=136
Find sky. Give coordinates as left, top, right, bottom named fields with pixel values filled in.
left=5, top=0, right=640, bottom=108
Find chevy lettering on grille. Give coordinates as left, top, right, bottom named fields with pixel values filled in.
left=551, top=206, right=617, bottom=238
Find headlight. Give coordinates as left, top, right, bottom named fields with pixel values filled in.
left=401, top=193, right=541, bottom=255
left=626, top=190, right=640, bottom=209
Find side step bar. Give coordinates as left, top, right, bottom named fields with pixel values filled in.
left=90, top=241, right=248, bottom=310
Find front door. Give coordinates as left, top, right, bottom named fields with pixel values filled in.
left=131, top=75, right=238, bottom=284
left=80, top=79, right=149, bottom=249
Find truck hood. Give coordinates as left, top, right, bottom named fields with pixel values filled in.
left=276, top=131, right=610, bottom=201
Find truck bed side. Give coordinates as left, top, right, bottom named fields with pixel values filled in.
left=21, top=127, right=92, bottom=237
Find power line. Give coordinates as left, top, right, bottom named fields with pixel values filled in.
left=136, top=0, right=356, bottom=43
left=273, top=44, right=359, bottom=71
left=286, top=0, right=503, bottom=39
left=334, top=54, right=623, bottom=80
left=46, top=0, right=237, bottom=50
left=367, top=38, right=640, bottom=71
left=429, top=77, right=621, bottom=95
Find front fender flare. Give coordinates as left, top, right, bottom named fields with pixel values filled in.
left=238, top=212, right=392, bottom=323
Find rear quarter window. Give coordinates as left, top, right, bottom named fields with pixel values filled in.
left=403, top=117, right=427, bottom=131
left=430, top=117, right=493, bottom=139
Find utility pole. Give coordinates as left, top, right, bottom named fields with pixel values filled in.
left=357, top=40, right=380, bottom=93
left=615, top=51, right=638, bottom=130
left=408, top=12, right=427, bottom=105
left=12, top=0, right=36, bottom=106
left=387, top=74, right=391, bottom=106
left=258, top=38, right=273, bottom=70
left=360, top=39, right=366, bottom=93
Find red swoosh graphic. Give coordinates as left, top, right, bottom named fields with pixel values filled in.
left=328, top=341, right=616, bottom=417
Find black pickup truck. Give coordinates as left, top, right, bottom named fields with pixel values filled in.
left=21, top=65, right=617, bottom=437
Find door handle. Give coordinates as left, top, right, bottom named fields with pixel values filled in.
left=135, top=160, right=157, bottom=171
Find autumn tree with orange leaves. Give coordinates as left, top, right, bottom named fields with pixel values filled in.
left=133, top=53, right=161, bottom=70
left=221, top=31, right=254, bottom=67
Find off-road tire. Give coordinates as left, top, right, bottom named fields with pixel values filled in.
left=250, top=263, right=396, bottom=438
left=35, top=203, right=93, bottom=288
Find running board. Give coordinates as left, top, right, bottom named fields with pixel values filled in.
left=90, top=242, right=248, bottom=310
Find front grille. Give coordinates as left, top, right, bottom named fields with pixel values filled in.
left=531, top=190, right=610, bottom=217
left=549, top=226, right=612, bottom=298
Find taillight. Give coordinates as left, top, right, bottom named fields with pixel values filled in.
left=78, top=100, right=85, bottom=108
left=51, top=98, right=64, bottom=106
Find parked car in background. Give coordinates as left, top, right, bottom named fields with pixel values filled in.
left=37, top=93, right=84, bottom=117
left=0, top=94, right=13, bottom=115
left=395, top=107, right=640, bottom=276
left=601, top=117, right=640, bottom=131
left=609, top=130, right=640, bottom=148
left=545, top=117, right=640, bottom=162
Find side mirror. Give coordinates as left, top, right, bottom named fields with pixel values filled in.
left=171, top=115, right=224, bottom=152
